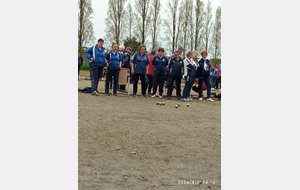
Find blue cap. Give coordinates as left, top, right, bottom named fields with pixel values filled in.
left=126, top=47, right=132, bottom=51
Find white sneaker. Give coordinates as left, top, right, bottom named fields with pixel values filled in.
left=151, top=95, right=156, bottom=98
left=219, top=89, right=221, bottom=91
left=211, top=88, right=215, bottom=90
left=199, top=97, right=203, bottom=101
left=207, top=98, right=214, bottom=101
left=91, top=91, right=99, bottom=96
left=159, top=95, right=162, bottom=98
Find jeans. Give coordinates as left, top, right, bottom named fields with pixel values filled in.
left=133, top=73, right=146, bottom=95
left=182, top=75, right=195, bottom=99
left=210, top=75, right=217, bottom=88
left=152, top=74, right=165, bottom=96
left=198, top=76, right=211, bottom=98
left=105, top=66, right=120, bottom=93
left=167, top=76, right=182, bottom=97
left=90, top=65, right=104, bottom=92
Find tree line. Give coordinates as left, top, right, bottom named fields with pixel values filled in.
left=78, top=0, right=221, bottom=59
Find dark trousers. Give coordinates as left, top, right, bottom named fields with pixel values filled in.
left=198, top=76, right=211, bottom=98
left=215, top=76, right=221, bottom=89
left=152, top=74, right=165, bottom=96
left=167, top=76, right=181, bottom=97
left=90, top=65, right=104, bottom=92
left=182, top=76, right=195, bottom=99
left=146, top=75, right=153, bottom=94
left=78, top=64, right=81, bottom=76
left=133, top=73, right=146, bottom=95
left=105, top=67, right=120, bottom=93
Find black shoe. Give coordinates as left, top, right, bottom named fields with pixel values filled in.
left=177, top=97, right=181, bottom=100
left=166, top=96, right=170, bottom=99
left=113, top=93, right=117, bottom=96
left=105, top=92, right=110, bottom=96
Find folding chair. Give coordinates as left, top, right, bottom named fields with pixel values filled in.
left=117, top=68, right=130, bottom=96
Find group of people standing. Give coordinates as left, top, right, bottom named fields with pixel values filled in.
left=82, top=38, right=221, bottom=101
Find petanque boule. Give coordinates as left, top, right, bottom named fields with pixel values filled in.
left=156, top=102, right=159, bottom=105
left=187, top=104, right=189, bottom=107
left=175, top=105, right=178, bottom=108
left=177, top=103, right=180, bottom=106
left=162, top=102, right=165, bottom=105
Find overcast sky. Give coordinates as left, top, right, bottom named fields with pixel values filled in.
left=90, top=0, right=221, bottom=55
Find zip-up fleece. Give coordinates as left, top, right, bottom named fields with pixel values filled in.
left=197, top=58, right=211, bottom=77
left=85, top=45, right=106, bottom=66
left=131, top=52, right=150, bottom=74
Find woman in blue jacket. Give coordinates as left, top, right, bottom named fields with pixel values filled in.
left=85, top=38, right=106, bottom=96
left=182, top=51, right=198, bottom=101
left=130, top=44, right=150, bottom=97
left=151, top=47, right=168, bottom=98
left=105, top=42, right=122, bottom=96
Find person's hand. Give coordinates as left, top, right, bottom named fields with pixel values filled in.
left=131, top=70, right=134, bottom=74
left=90, top=58, right=94, bottom=61
left=120, top=67, right=122, bottom=71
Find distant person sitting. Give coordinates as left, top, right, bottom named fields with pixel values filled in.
left=210, top=66, right=218, bottom=90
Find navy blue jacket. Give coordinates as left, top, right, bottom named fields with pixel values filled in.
left=105, top=51, right=122, bottom=68
left=152, top=55, right=168, bottom=75
left=121, top=51, right=131, bottom=69
left=85, top=45, right=106, bottom=66
left=168, top=57, right=184, bottom=77
left=197, top=58, right=211, bottom=78
left=131, top=52, right=150, bottom=74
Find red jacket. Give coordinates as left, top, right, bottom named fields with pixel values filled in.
left=147, top=54, right=155, bottom=75
left=215, top=66, right=220, bottom=77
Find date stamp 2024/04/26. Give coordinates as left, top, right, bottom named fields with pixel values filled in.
left=178, top=180, right=216, bottom=185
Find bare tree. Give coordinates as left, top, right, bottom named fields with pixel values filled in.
left=104, top=0, right=127, bottom=45
left=134, top=0, right=151, bottom=44
left=179, top=0, right=192, bottom=57
left=203, top=0, right=213, bottom=51
left=165, top=0, right=179, bottom=53
left=194, top=0, right=205, bottom=51
left=211, top=6, right=221, bottom=58
left=78, top=0, right=95, bottom=53
left=150, top=0, right=162, bottom=51
left=125, top=1, right=134, bottom=39
left=188, top=0, right=194, bottom=51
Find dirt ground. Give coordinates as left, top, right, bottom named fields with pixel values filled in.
left=78, top=70, right=221, bottom=190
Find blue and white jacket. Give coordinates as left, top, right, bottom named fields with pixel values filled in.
left=105, top=51, right=122, bottom=69
left=131, top=52, right=150, bottom=74
left=210, top=68, right=218, bottom=77
left=85, top=45, right=106, bottom=66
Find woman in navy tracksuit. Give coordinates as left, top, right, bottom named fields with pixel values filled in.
left=166, top=51, right=184, bottom=99
left=85, top=38, right=106, bottom=96
left=182, top=51, right=198, bottom=101
left=131, top=44, right=150, bottom=97
left=151, top=47, right=168, bottom=98
left=105, top=42, right=122, bottom=96
left=197, top=50, right=214, bottom=101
